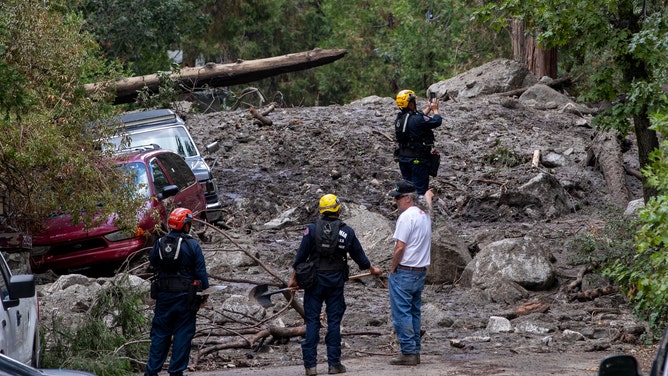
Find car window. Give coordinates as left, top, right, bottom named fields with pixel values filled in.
left=121, top=162, right=150, bottom=198
left=157, top=153, right=196, bottom=189
left=109, top=126, right=199, bottom=158
left=149, top=159, right=171, bottom=193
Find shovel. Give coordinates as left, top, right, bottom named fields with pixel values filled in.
left=197, top=285, right=228, bottom=296
left=249, top=272, right=374, bottom=308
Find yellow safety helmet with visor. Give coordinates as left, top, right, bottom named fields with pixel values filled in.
left=319, top=194, right=341, bottom=214
left=396, top=89, right=416, bottom=109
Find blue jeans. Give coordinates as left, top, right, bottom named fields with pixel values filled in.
left=398, top=157, right=430, bottom=195
left=389, top=269, right=426, bottom=355
left=145, top=292, right=197, bottom=376
left=301, top=271, right=346, bottom=368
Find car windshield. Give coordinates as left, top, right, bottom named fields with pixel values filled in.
left=121, top=162, right=150, bottom=199
left=109, top=126, right=198, bottom=158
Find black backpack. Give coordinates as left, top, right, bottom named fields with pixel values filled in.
left=395, top=112, right=411, bottom=145
left=315, top=219, right=343, bottom=259
left=157, top=235, right=186, bottom=273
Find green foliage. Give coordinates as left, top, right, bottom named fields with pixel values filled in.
left=602, top=115, right=668, bottom=332
left=78, top=0, right=210, bottom=75
left=165, top=0, right=509, bottom=106
left=481, top=146, right=529, bottom=167
left=0, top=0, right=144, bottom=234
left=41, top=274, right=150, bottom=375
left=134, top=71, right=182, bottom=110
left=569, top=209, right=638, bottom=267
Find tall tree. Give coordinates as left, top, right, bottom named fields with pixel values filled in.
left=0, top=1, right=143, bottom=234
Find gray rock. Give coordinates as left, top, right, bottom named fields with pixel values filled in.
left=487, top=316, right=512, bottom=333
left=464, top=236, right=556, bottom=291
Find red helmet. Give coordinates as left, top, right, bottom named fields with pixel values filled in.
left=168, top=208, right=193, bottom=231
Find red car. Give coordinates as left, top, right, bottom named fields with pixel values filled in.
left=30, top=147, right=207, bottom=275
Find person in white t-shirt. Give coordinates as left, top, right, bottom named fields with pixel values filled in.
left=387, top=180, right=433, bottom=366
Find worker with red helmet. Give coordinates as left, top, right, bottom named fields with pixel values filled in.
left=145, top=207, right=209, bottom=376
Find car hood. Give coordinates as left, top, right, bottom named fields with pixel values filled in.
left=33, top=202, right=154, bottom=245
left=32, top=214, right=119, bottom=245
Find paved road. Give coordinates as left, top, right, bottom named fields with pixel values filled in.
left=174, top=351, right=628, bottom=376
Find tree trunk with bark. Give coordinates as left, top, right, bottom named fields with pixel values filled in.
left=587, top=130, right=630, bottom=210
left=511, top=19, right=557, bottom=79
left=616, top=1, right=659, bottom=201
left=85, top=48, right=347, bottom=104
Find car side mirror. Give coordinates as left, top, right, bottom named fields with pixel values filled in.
left=598, top=354, right=641, bottom=376
left=205, top=141, right=220, bottom=154
left=159, top=185, right=179, bottom=200
left=3, top=274, right=36, bottom=309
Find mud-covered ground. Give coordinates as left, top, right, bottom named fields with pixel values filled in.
left=170, top=81, right=657, bottom=375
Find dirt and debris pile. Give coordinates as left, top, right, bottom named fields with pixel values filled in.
left=38, top=59, right=652, bottom=374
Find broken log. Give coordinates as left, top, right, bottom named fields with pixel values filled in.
left=587, top=130, right=630, bottom=209
left=85, top=48, right=348, bottom=104
left=250, top=106, right=272, bottom=126
left=531, top=149, right=540, bottom=168
left=495, top=301, right=550, bottom=319
left=570, top=286, right=619, bottom=302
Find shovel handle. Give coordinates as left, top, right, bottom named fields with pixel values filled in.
left=348, top=272, right=373, bottom=280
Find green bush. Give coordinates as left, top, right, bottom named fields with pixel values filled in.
left=603, top=113, right=668, bottom=333
left=41, top=274, right=150, bottom=375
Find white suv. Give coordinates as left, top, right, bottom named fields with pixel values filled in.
left=0, top=252, right=39, bottom=366
left=108, top=109, right=223, bottom=223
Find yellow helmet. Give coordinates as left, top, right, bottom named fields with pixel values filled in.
left=396, top=89, right=416, bottom=109
left=319, top=194, right=341, bottom=214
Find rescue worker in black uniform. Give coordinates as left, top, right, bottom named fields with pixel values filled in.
left=145, top=208, right=209, bottom=376
left=394, top=89, right=442, bottom=195
left=289, top=194, right=382, bottom=376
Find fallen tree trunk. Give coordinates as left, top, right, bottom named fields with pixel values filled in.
left=586, top=130, right=630, bottom=209
left=85, top=48, right=348, bottom=104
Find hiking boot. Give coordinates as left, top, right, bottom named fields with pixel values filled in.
left=390, top=353, right=418, bottom=366
left=417, top=353, right=421, bottom=364
left=305, top=367, right=318, bottom=376
left=328, top=363, right=346, bottom=374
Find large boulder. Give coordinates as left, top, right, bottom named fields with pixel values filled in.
left=461, top=236, right=556, bottom=291
left=427, top=223, right=471, bottom=284
left=428, top=59, right=537, bottom=101
left=518, top=83, right=575, bottom=110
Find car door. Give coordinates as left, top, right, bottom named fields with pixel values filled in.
left=0, top=255, right=37, bottom=365
left=153, top=153, right=206, bottom=216
left=0, top=260, right=16, bottom=362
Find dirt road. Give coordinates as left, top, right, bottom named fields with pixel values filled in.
left=179, top=351, right=632, bottom=375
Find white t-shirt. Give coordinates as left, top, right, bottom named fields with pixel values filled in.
left=393, top=205, right=431, bottom=268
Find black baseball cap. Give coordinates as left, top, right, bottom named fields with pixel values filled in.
left=389, top=180, right=416, bottom=197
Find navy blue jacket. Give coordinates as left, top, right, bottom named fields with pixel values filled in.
left=292, top=218, right=371, bottom=271
left=150, top=231, right=209, bottom=290
left=396, top=109, right=442, bottom=157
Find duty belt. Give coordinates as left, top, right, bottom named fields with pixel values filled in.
left=399, top=146, right=431, bottom=159
left=157, top=277, right=192, bottom=292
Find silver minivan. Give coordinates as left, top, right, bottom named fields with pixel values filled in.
left=108, top=109, right=223, bottom=223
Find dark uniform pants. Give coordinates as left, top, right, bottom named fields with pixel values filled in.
left=301, top=271, right=346, bottom=369
left=145, top=291, right=197, bottom=376
left=399, top=156, right=430, bottom=195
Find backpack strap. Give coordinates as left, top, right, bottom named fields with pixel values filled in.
left=159, top=236, right=183, bottom=262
